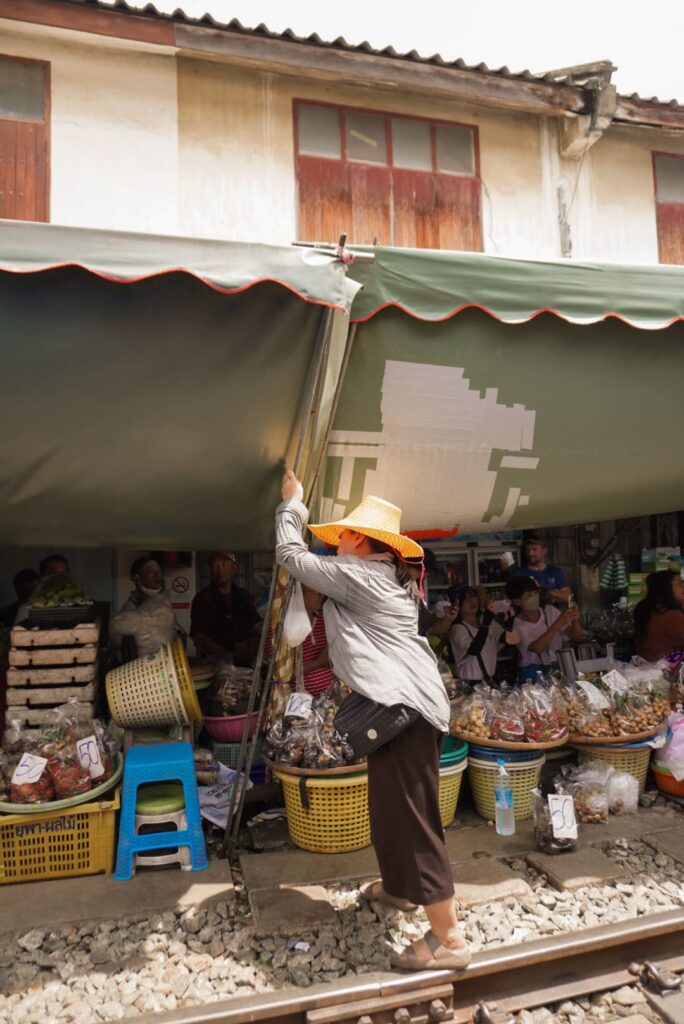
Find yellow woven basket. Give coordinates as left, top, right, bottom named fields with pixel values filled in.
left=274, top=770, right=370, bottom=854
left=106, top=640, right=201, bottom=728
left=438, top=761, right=467, bottom=828
left=467, top=755, right=545, bottom=821
left=168, top=638, right=202, bottom=722
left=0, top=790, right=120, bottom=885
left=578, top=747, right=651, bottom=793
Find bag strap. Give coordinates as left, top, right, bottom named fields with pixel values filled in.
left=456, top=622, right=493, bottom=683
left=539, top=607, right=551, bottom=667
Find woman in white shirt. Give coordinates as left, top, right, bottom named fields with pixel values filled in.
left=449, top=586, right=520, bottom=681
left=505, top=576, right=582, bottom=682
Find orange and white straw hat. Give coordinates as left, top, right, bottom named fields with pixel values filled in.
left=309, top=496, right=424, bottom=560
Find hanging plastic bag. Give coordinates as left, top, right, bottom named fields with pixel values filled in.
left=283, top=581, right=313, bottom=648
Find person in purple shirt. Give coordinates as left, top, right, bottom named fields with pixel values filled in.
left=509, top=536, right=572, bottom=605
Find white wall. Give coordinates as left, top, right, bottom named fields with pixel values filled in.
left=1, top=21, right=178, bottom=234
left=1, top=19, right=679, bottom=264
left=176, top=58, right=560, bottom=257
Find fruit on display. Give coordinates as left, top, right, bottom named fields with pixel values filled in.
left=28, top=574, right=93, bottom=609
left=451, top=703, right=491, bottom=739
left=574, top=786, right=609, bottom=824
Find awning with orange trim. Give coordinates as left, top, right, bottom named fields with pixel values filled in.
left=0, top=221, right=357, bottom=548
left=347, top=245, right=684, bottom=329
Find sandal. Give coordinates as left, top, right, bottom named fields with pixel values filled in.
left=390, top=929, right=471, bottom=972
left=359, top=879, right=418, bottom=912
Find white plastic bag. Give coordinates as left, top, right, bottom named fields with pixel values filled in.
left=606, top=770, right=639, bottom=814
left=283, top=581, right=312, bottom=648
left=110, top=593, right=177, bottom=656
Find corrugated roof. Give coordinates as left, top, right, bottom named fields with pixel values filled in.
left=63, top=0, right=591, bottom=88
left=37, top=0, right=684, bottom=110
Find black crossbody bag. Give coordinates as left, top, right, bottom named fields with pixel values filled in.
left=333, top=690, right=419, bottom=758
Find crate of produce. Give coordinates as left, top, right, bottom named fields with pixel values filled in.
left=467, top=755, right=545, bottom=822
left=9, top=645, right=98, bottom=667
left=438, top=760, right=467, bottom=828
left=272, top=767, right=370, bottom=854
left=11, top=622, right=100, bottom=648
left=0, top=790, right=120, bottom=884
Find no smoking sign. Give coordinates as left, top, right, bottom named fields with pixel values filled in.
left=171, top=575, right=190, bottom=594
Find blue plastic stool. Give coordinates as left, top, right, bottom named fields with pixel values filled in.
left=115, top=742, right=208, bottom=881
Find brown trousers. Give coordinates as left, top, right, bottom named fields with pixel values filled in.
left=367, top=715, right=454, bottom=906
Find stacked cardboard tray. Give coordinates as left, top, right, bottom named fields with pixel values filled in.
left=7, top=622, right=100, bottom=731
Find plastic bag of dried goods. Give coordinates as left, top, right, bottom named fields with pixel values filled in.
left=520, top=682, right=568, bottom=742
left=490, top=689, right=525, bottom=742
left=533, top=786, right=578, bottom=855
left=11, top=750, right=55, bottom=804
left=449, top=685, right=494, bottom=739
left=47, top=747, right=92, bottom=799
left=560, top=761, right=611, bottom=824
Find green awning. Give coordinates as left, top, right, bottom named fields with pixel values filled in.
left=0, top=220, right=354, bottom=312
left=318, top=248, right=684, bottom=534
left=0, top=222, right=357, bottom=549
left=347, top=246, right=684, bottom=329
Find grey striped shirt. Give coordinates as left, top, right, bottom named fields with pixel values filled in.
left=275, top=499, right=450, bottom=733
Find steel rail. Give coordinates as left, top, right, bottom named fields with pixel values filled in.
left=128, top=907, right=684, bottom=1024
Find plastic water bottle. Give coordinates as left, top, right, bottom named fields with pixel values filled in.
left=494, top=759, right=515, bottom=836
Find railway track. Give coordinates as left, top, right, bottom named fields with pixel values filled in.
left=130, top=907, right=684, bottom=1024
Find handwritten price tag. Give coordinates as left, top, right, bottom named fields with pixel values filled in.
left=285, top=693, right=314, bottom=720
left=577, top=680, right=610, bottom=709
left=602, top=669, right=630, bottom=695
left=77, top=735, right=105, bottom=779
left=548, top=794, right=578, bottom=840
left=12, top=753, right=48, bottom=786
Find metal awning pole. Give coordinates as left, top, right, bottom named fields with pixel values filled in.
left=224, top=305, right=335, bottom=859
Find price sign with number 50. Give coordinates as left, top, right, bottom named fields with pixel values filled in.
left=11, top=753, right=48, bottom=785
left=548, top=794, right=578, bottom=840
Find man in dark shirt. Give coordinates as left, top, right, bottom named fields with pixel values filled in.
left=190, top=552, right=260, bottom=663
left=509, top=536, right=572, bottom=605
left=0, top=569, right=39, bottom=628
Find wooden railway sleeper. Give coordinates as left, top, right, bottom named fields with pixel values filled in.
left=305, top=982, right=455, bottom=1024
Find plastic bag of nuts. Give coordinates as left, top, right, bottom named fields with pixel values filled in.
left=573, top=785, right=609, bottom=824
left=559, top=762, right=610, bottom=823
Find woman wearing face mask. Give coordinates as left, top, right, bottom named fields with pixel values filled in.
left=448, top=586, right=520, bottom=682
left=110, top=556, right=178, bottom=659
left=505, top=576, right=582, bottom=683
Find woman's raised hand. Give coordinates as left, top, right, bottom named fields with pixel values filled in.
left=282, top=468, right=304, bottom=503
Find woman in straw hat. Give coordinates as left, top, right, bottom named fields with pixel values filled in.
left=276, top=469, right=470, bottom=971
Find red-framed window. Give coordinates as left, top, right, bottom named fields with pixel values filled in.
left=0, top=54, right=50, bottom=222
left=294, top=100, right=482, bottom=251
left=653, top=152, right=684, bottom=264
